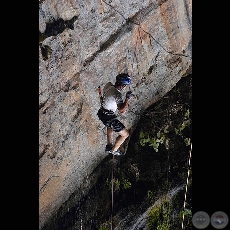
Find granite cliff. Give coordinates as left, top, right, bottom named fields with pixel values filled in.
left=39, top=0, right=192, bottom=228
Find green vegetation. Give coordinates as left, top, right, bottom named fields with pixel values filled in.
left=138, top=75, right=192, bottom=154
left=98, top=221, right=110, bottom=230
left=136, top=75, right=192, bottom=229
left=139, top=107, right=191, bottom=152
left=139, top=130, right=168, bottom=152
left=106, top=168, right=132, bottom=193
left=147, top=198, right=172, bottom=230
left=147, top=184, right=192, bottom=230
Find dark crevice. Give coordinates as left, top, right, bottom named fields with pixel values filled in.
left=157, top=0, right=168, bottom=5
left=40, top=0, right=190, bottom=68
left=40, top=44, right=52, bottom=61
left=81, top=0, right=157, bottom=68
left=39, top=144, right=50, bottom=159
left=47, top=151, right=57, bottom=160
left=147, top=64, right=157, bottom=75
left=39, top=15, right=78, bottom=43
left=82, top=0, right=189, bottom=69
left=82, top=22, right=133, bottom=68
left=39, top=0, right=46, bottom=4
left=39, top=99, right=49, bottom=111
left=42, top=106, right=49, bottom=114
left=102, top=0, right=191, bottom=58
left=39, top=175, right=60, bottom=194
left=41, top=99, right=56, bottom=115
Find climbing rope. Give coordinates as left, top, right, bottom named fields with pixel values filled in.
left=109, top=10, right=143, bottom=230
left=109, top=14, right=142, bottom=228
left=181, top=141, right=192, bottom=229
left=97, top=3, right=192, bottom=228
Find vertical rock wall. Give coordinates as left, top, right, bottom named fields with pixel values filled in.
left=39, top=0, right=192, bottom=228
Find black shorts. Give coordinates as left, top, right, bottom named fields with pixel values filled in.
left=97, top=108, right=125, bottom=132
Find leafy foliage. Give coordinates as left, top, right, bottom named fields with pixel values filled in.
left=106, top=169, right=132, bottom=193
left=139, top=106, right=191, bottom=152
left=147, top=199, right=172, bottom=230
left=98, top=222, right=110, bottom=230
left=138, top=75, right=192, bottom=153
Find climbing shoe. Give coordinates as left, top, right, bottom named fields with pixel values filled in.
left=105, top=144, right=113, bottom=153
left=111, top=149, right=123, bottom=156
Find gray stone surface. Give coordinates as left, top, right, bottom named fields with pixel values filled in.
left=39, top=0, right=192, bottom=228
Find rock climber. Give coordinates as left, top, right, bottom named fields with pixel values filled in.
left=97, top=73, right=133, bottom=155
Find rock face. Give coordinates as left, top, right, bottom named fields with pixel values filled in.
left=39, top=0, right=192, bottom=229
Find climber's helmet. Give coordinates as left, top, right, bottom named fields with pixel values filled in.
left=115, top=73, right=131, bottom=86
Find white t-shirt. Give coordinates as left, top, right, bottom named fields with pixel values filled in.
left=101, top=82, right=123, bottom=112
